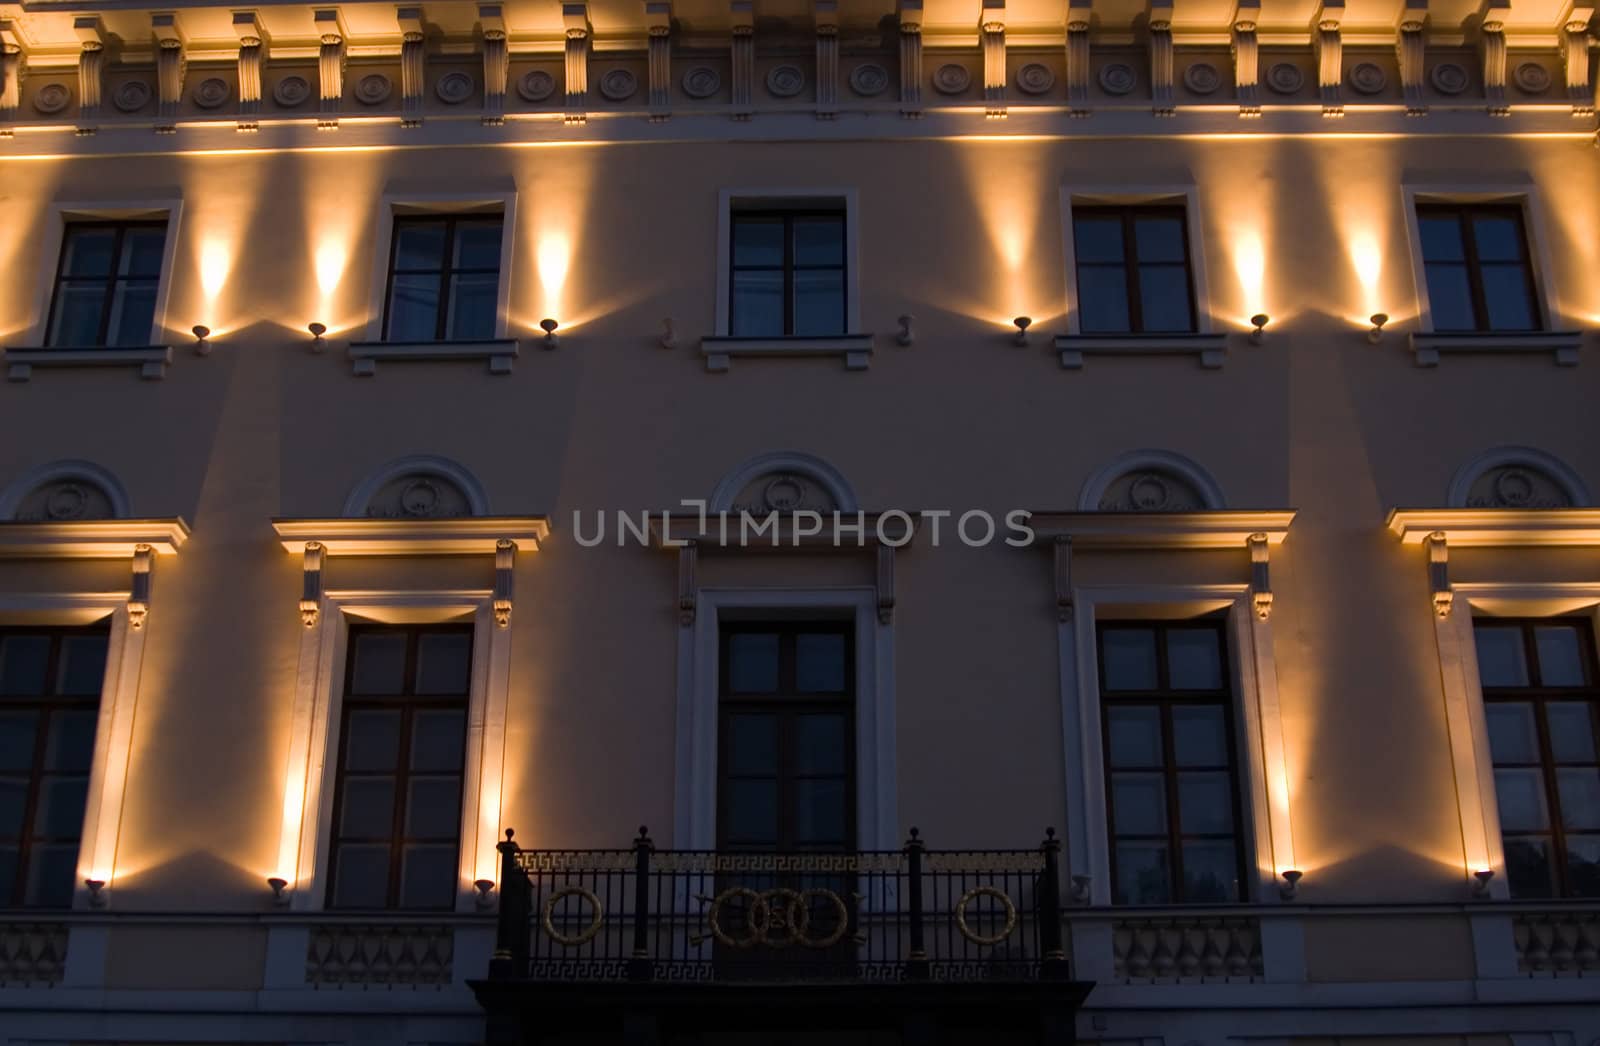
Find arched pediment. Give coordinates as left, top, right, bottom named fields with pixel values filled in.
left=709, top=452, right=859, bottom=514
left=1079, top=450, right=1226, bottom=512
left=0, top=460, right=131, bottom=521
left=1447, top=447, right=1588, bottom=509
left=342, top=456, right=490, bottom=519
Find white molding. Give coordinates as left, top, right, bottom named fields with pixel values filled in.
left=341, top=455, right=493, bottom=517
left=699, top=334, right=873, bottom=372
left=1025, top=511, right=1294, bottom=549
left=1408, top=330, right=1583, bottom=367
left=5, top=345, right=175, bottom=382
left=346, top=338, right=520, bottom=376
left=1058, top=182, right=1216, bottom=336
left=1446, top=446, right=1592, bottom=508
left=713, top=187, right=861, bottom=338
left=0, top=519, right=189, bottom=558
left=271, top=517, right=549, bottom=556
left=708, top=450, right=860, bottom=513
left=1387, top=508, right=1600, bottom=546
left=0, top=459, right=132, bottom=519
left=1053, top=332, right=1228, bottom=370
left=1076, top=449, right=1229, bottom=511
left=673, top=586, right=895, bottom=852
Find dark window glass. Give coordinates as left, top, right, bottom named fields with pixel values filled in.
left=1416, top=204, right=1540, bottom=332
left=730, top=210, right=846, bottom=337
left=1475, top=618, right=1600, bottom=898
left=1098, top=620, right=1246, bottom=904
left=382, top=216, right=502, bottom=342
left=0, top=625, right=109, bottom=908
left=1072, top=206, right=1197, bottom=334
left=327, top=625, right=472, bottom=910
left=46, top=222, right=167, bottom=348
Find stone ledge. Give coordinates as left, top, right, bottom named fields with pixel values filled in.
left=346, top=339, right=519, bottom=376
left=1408, top=330, right=1582, bottom=367
left=699, top=334, right=874, bottom=372
left=1053, top=333, right=1228, bottom=370
left=4, top=345, right=173, bottom=382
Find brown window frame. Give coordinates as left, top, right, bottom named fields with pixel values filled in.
left=1071, top=204, right=1199, bottom=335
left=381, top=214, right=504, bottom=343
left=1097, top=619, right=1250, bottom=905
left=1415, top=202, right=1542, bottom=333
left=728, top=209, right=848, bottom=338
left=44, top=220, right=168, bottom=348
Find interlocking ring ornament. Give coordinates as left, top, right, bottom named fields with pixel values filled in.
left=954, top=885, right=1018, bottom=946
left=704, top=886, right=851, bottom=949
left=541, top=884, right=605, bottom=946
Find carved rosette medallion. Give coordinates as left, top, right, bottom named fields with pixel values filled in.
left=273, top=75, right=312, bottom=108
left=1266, top=63, right=1304, bottom=94
left=682, top=66, right=721, bottom=99
left=518, top=70, right=557, bottom=102
left=849, top=63, right=889, bottom=97
left=932, top=63, right=971, bottom=94
left=13, top=479, right=117, bottom=523
left=355, top=74, right=394, bottom=106
left=365, top=473, right=473, bottom=519
left=1098, top=63, right=1136, bottom=95
left=766, top=64, right=805, bottom=98
left=193, top=77, right=231, bottom=109
left=1465, top=466, right=1573, bottom=509
left=599, top=68, right=638, bottom=101
left=1182, top=62, right=1221, bottom=95
left=1513, top=62, right=1551, bottom=94
left=1097, top=470, right=1203, bottom=512
left=762, top=475, right=807, bottom=512
left=1348, top=62, right=1387, bottom=94
left=435, top=71, right=475, bottom=104
left=1430, top=63, right=1468, bottom=94
left=1016, top=63, right=1056, bottom=95
left=113, top=80, right=152, bottom=112
left=34, top=83, right=72, bottom=114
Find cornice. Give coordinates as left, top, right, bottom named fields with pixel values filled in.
left=1022, top=511, right=1297, bottom=549
left=0, top=518, right=190, bottom=557
left=1386, top=509, right=1600, bottom=547
left=271, top=516, right=549, bottom=555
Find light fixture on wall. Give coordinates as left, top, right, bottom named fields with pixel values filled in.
left=1277, top=868, right=1303, bottom=900
left=1069, top=874, right=1092, bottom=905
left=1249, top=313, right=1270, bottom=345
left=474, top=878, right=497, bottom=910
left=85, top=878, right=107, bottom=908
left=191, top=324, right=212, bottom=356
left=267, top=876, right=289, bottom=905
left=1012, top=316, right=1032, bottom=347
left=1471, top=868, right=1495, bottom=898
left=896, top=314, right=915, bottom=346
left=1367, top=313, right=1389, bottom=344
left=659, top=318, right=677, bottom=350
left=308, top=322, right=327, bottom=352
left=539, top=318, right=559, bottom=348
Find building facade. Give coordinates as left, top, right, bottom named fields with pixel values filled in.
left=0, top=0, right=1598, bottom=1043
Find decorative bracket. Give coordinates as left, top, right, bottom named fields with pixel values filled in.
left=314, top=9, right=345, bottom=128
left=1562, top=3, right=1595, bottom=115
left=1479, top=0, right=1510, bottom=116
left=1231, top=0, right=1261, bottom=117
left=1396, top=0, right=1427, bottom=115
left=299, top=541, right=324, bottom=627
left=480, top=4, right=508, bottom=125
left=1248, top=532, right=1272, bottom=619
left=1426, top=531, right=1453, bottom=617
left=151, top=13, right=185, bottom=133
left=493, top=539, right=515, bottom=627
left=876, top=545, right=896, bottom=625
left=1315, top=0, right=1344, bottom=116
left=646, top=1, right=671, bottom=119
left=1149, top=0, right=1175, bottom=116
left=128, top=544, right=154, bottom=629
left=981, top=0, right=1007, bottom=118
left=677, top=540, right=697, bottom=625
left=815, top=0, right=839, bottom=119
left=563, top=1, right=590, bottom=124
left=731, top=1, right=754, bottom=119
left=1066, top=0, right=1092, bottom=115
left=2, top=20, right=26, bottom=134
left=74, top=15, right=107, bottom=135
left=898, top=0, right=923, bottom=117
left=233, top=11, right=269, bottom=132
left=1053, top=536, right=1072, bottom=622
left=397, top=7, right=426, bottom=127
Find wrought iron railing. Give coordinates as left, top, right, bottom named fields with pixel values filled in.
left=486, top=827, right=1069, bottom=983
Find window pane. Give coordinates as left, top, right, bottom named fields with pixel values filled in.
left=1178, top=771, right=1234, bottom=834
left=1494, top=768, right=1549, bottom=830
left=405, top=777, right=461, bottom=837
left=1076, top=265, right=1130, bottom=333
left=1485, top=703, right=1539, bottom=762
left=732, top=218, right=784, bottom=267
left=0, top=637, right=51, bottom=696
left=792, top=217, right=843, bottom=266
left=1101, top=629, right=1158, bottom=691
left=731, top=270, right=783, bottom=337
left=1134, top=216, right=1186, bottom=262
left=1471, top=216, right=1525, bottom=261
left=416, top=632, right=472, bottom=695
left=1107, top=706, right=1162, bottom=767
left=107, top=281, right=158, bottom=347
left=57, top=635, right=108, bottom=696
left=1567, top=835, right=1600, bottom=898
left=33, top=776, right=87, bottom=838
left=45, top=711, right=96, bottom=773
left=792, top=269, right=845, bottom=336
left=793, top=779, right=846, bottom=844
left=1073, top=216, right=1125, bottom=263
left=725, top=714, right=777, bottom=775
left=1503, top=837, right=1553, bottom=898
left=1172, top=706, right=1229, bottom=767
left=331, top=843, right=390, bottom=908
left=1181, top=840, right=1239, bottom=902
left=727, top=634, right=779, bottom=693
left=1534, top=627, right=1585, bottom=686
left=0, top=781, right=25, bottom=837
left=446, top=272, right=499, bottom=340
left=726, top=780, right=777, bottom=842
left=1557, top=769, right=1600, bottom=830
left=345, top=710, right=401, bottom=771
left=24, top=844, right=78, bottom=908
left=61, top=228, right=119, bottom=277
left=0, top=712, right=37, bottom=771
left=410, top=710, right=465, bottom=772
left=49, top=283, right=107, bottom=346
left=387, top=274, right=441, bottom=341
left=1111, top=772, right=1167, bottom=835
left=393, top=222, right=447, bottom=271
left=400, top=844, right=457, bottom=908
left=1418, top=215, right=1465, bottom=261
left=794, top=713, right=845, bottom=774
left=795, top=634, right=846, bottom=693
left=350, top=633, right=408, bottom=695
left=452, top=221, right=503, bottom=269
left=1167, top=630, right=1223, bottom=690
left=1137, top=266, right=1194, bottom=332
left=1474, top=627, right=1529, bottom=687
left=339, top=777, right=395, bottom=837
left=121, top=228, right=167, bottom=276
left=0, top=847, right=14, bottom=903
left=1548, top=703, right=1597, bottom=762
left=1423, top=263, right=1476, bottom=331
left=1480, top=265, right=1535, bottom=331
left=1114, top=841, right=1170, bottom=904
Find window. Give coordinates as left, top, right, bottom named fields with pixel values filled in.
left=1416, top=204, right=1540, bottom=332
left=729, top=210, right=846, bottom=338
left=1097, top=621, right=1247, bottom=904
left=1072, top=206, right=1197, bottom=334
left=327, top=625, right=472, bottom=910
left=0, top=624, right=109, bottom=908
left=718, top=623, right=854, bottom=853
left=382, top=216, right=503, bottom=342
left=46, top=222, right=167, bottom=348
left=1474, top=618, right=1600, bottom=898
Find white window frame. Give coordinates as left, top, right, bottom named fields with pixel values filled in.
left=674, top=586, right=897, bottom=852
left=277, top=589, right=514, bottom=913
left=713, top=188, right=863, bottom=338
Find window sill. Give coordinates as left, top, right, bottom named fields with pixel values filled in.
left=699, top=334, right=874, bottom=373
left=4, top=345, right=174, bottom=382
left=1408, top=330, right=1582, bottom=367
left=1053, top=333, right=1228, bottom=370
left=346, top=339, right=519, bottom=377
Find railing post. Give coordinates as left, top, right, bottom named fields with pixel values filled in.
left=628, top=825, right=654, bottom=982
left=904, top=826, right=928, bottom=980
left=489, top=828, right=529, bottom=980
left=1039, top=827, right=1068, bottom=981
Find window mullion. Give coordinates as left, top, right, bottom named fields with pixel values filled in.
left=96, top=225, right=125, bottom=346
left=1461, top=213, right=1492, bottom=332
left=1160, top=699, right=1185, bottom=901
left=783, top=217, right=795, bottom=336
left=1123, top=211, right=1144, bottom=334
left=434, top=220, right=454, bottom=342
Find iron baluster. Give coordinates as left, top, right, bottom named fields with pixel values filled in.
left=904, top=827, right=928, bottom=979
left=489, top=828, right=530, bottom=979
left=1039, top=827, right=1068, bottom=979
left=630, top=825, right=654, bottom=981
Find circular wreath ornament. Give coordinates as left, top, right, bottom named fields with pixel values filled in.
left=1494, top=468, right=1536, bottom=507
left=682, top=65, right=721, bottom=98
left=113, top=80, right=152, bottom=113
left=1430, top=62, right=1469, bottom=95
left=400, top=479, right=441, bottom=517
left=1128, top=473, right=1173, bottom=511
left=541, top=885, right=605, bottom=947
left=33, top=82, right=71, bottom=115
left=1348, top=62, right=1387, bottom=94
left=598, top=68, right=638, bottom=101
left=1513, top=62, right=1551, bottom=94
left=849, top=63, right=889, bottom=97
left=355, top=73, right=393, bottom=106
left=1265, top=62, right=1304, bottom=94
left=435, top=70, right=475, bottom=104
left=517, top=69, right=556, bottom=102
left=766, top=64, right=805, bottom=98
left=954, top=885, right=1019, bottom=946
left=708, top=886, right=775, bottom=949
left=272, top=75, right=311, bottom=108
left=1183, top=62, right=1221, bottom=95
left=193, top=77, right=231, bottom=109
left=932, top=63, right=971, bottom=95
left=1098, top=63, right=1137, bottom=95
left=1016, top=62, right=1056, bottom=95
left=45, top=484, right=88, bottom=520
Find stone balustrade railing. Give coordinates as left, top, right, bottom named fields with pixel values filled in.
left=305, top=924, right=454, bottom=986
left=0, top=922, right=68, bottom=986
left=1513, top=910, right=1600, bottom=974
left=1111, top=915, right=1263, bottom=982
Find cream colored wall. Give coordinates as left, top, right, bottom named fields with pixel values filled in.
left=1, top=134, right=1597, bottom=911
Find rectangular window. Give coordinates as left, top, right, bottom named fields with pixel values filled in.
left=1416, top=203, right=1541, bottom=333
left=1072, top=206, right=1197, bottom=335
left=327, top=624, right=473, bottom=910
left=0, top=625, right=110, bottom=908
left=1474, top=618, right=1600, bottom=898
left=1097, top=620, right=1247, bottom=904
left=46, top=222, right=167, bottom=348
left=729, top=210, right=846, bottom=338
left=382, top=215, right=503, bottom=342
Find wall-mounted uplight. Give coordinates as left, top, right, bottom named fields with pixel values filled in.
left=1471, top=868, right=1495, bottom=898
left=897, top=314, right=915, bottom=346
left=1367, top=313, right=1389, bottom=344
left=474, top=878, right=497, bottom=910
left=1277, top=868, right=1303, bottom=900
left=85, top=878, right=107, bottom=907
left=191, top=324, right=212, bottom=355
left=308, top=322, right=327, bottom=352
left=539, top=318, right=559, bottom=348
left=1069, top=874, right=1092, bottom=905
left=1249, top=313, right=1270, bottom=345
left=1012, top=316, right=1032, bottom=347
left=659, top=318, right=677, bottom=350
left=267, top=876, right=289, bottom=905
